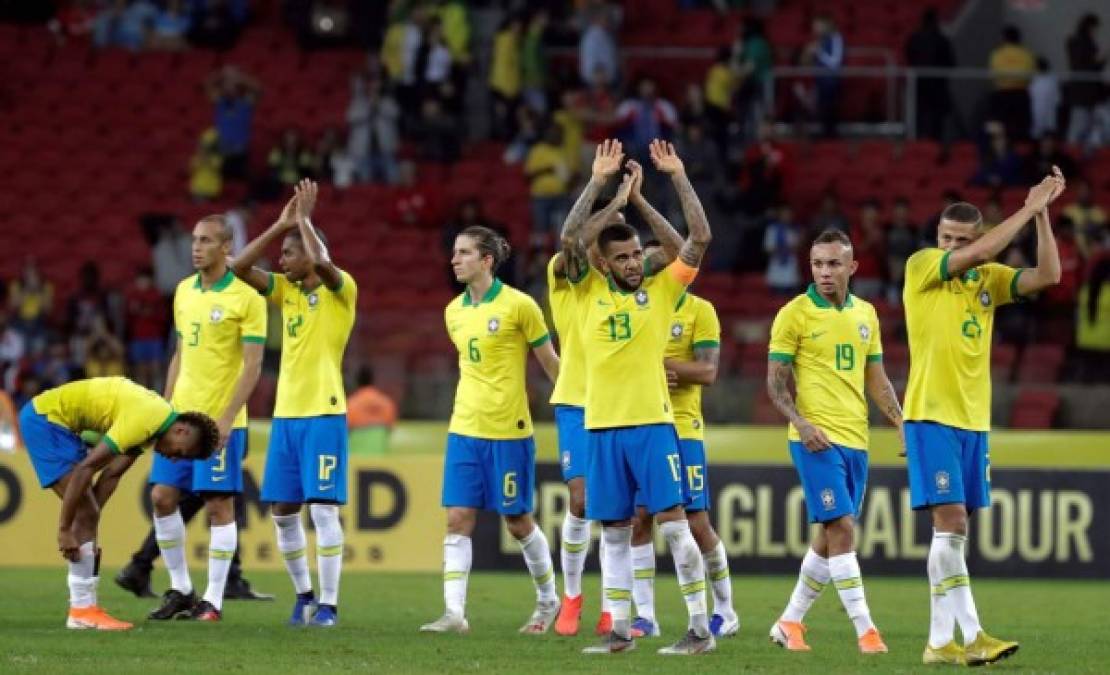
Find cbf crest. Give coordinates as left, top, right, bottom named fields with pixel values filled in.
left=670, top=322, right=684, bottom=339
left=307, top=292, right=320, bottom=309
left=487, top=317, right=501, bottom=334
left=935, top=470, right=951, bottom=493
left=821, top=488, right=836, bottom=510
left=209, top=305, right=224, bottom=323
left=858, top=323, right=870, bottom=342
left=979, top=290, right=992, bottom=307
left=634, top=289, right=649, bottom=307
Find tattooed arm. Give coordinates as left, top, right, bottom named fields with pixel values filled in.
left=558, top=139, right=624, bottom=279
left=865, top=360, right=906, bottom=455
left=665, top=344, right=719, bottom=388
left=766, top=359, right=832, bottom=452
left=625, top=160, right=684, bottom=274
left=648, top=140, right=712, bottom=268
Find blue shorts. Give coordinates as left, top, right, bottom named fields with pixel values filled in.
left=128, top=338, right=165, bottom=363
left=554, top=405, right=588, bottom=482
left=789, top=441, right=869, bottom=524
left=262, top=415, right=349, bottom=504
left=441, top=433, right=536, bottom=515
left=586, top=423, right=686, bottom=521
left=19, top=403, right=86, bottom=489
left=905, top=421, right=990, bottom=510
left=679, top=439, right=709, bottom=512
left=150, top=428, right=247, bottom=493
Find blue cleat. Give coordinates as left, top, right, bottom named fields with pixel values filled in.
left=631, top=616, right=661, bottom=638
left=289, top=592, right=317, bottom=626
left=310, top=604, right=338, bottom=627
left=710, top=612, right=740, bottom=637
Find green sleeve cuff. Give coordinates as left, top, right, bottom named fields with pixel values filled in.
left=242, top=335, right=266, bottom=344
left=1010, top=268, right=1026, bottom=301
left=768, top=352, right=794, bottom=363
left=692, top=340, right=720, bottom=349
left=939, top=250, right=952, bottom=282
left=567, top=262, right=588, bottom=284
left=866, top=354, right=883, bottom=362
left=529, top=334, right=551, bottom=348
left=102, top=435, right=121, bottom=454
left=329, top=272, right=345, bottom=293
left=262, top=273, right=275, bottom=296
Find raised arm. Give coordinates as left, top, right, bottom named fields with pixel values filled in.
left=57, top=444, right=117, bottom=561
left=292, top=179, right=343, bottom=290
left=531, top=341, right=560, bottom=385
left=580, top=173, right=635, bottom=249
left=665, top=344, right=719, bottom=388
left=626, top=159, right=684, bottom=273
left=865, top=360, right=905, bottom=455
left=1015, top=208, right=1063, bottom=296
left=946, top=167, right=1065, bottom=279
left=649, top=140, right=712, bottom=268
left=230, top=192, right=299, bottom=292
left=558, top=139, right=624, bottom=279
left=767, top=359, right=832, bottom=452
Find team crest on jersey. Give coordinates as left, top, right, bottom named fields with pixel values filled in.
left=935, top=471, right=951, bottom=492
left=979, top=291, right=992, bottom=307
left=821, top=489, right=836, bottom=510
left=635, top=290, right=649, bottom=306
left=671, top=322, right=684, bottom=339
left=209, top=306, right=224, bottom=323
left=858, top=323, right=870, bottom=341
left=487, top=317, right=501, bottom=334
left=307, top=292, right=320, bottom=308
left=692, top=419, right=701, bottom=430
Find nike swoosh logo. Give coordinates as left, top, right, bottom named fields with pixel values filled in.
left=597, top=300, right=611, bottom=306
left=502, top=500, right=516, bottom=507
left=211, top=476, right=226, bottom=482
left=809, top=331, right=827, bottom=340
left=319, top=484, right=334, bottom=491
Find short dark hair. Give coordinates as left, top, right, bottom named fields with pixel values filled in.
left=941, top=201, right=983, bottom=228
left=597, top=223, right=638, bottom=254
left=812, top=228, right=853, bottom=248
left=459, top=225, right=511, bottom=271
left=643, top=238, right=662, bottom=249
left=1003, top=25, right=1021, bottom=43
left=176, top=411, right=220, bottom=460
left=198, top=214, right=234, bottom=242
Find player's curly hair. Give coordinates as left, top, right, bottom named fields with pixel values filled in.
left=460, top=225, right=511, bottom=272
left=176, top=411, right=221, bottom=460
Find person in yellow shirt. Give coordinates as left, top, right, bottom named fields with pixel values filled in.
left=988, top=25, right=1036, bottom=138
left=489, top=15, right=523, bottom=139
left=420, top=226, right=560, bottom=636
left=902, top=169, right=1065, bottom=666
left=18, top=377, right=218, bottom=631
left=143, top=214, right=266, bottom=623
left=765, top=229, right=901, bottom=655
left=525, top=124, right=571, bottom=233
left=231, top=179, right=356, bottom=628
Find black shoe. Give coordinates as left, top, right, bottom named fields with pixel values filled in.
left=115, top=562, right=156, bottom=599
left=149, top=589, right=197, bottom=620
left=224, top=578, right=275, bottom=601
left=188, top=600, right=222, bottom=622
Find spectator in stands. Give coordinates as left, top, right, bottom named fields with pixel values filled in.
left=267, top=128, right=314, bottom=190
left=187, top=0, right=246, bottom=50
left=971, top=120, right=1024, bottom=187
left=763, top=205, right=802, bottom=294
left=680, top=83, right=710, bottom=134
left=66, top=262, right=123, bottom=368
left=347, top=74, right=401, bottom=185
left=503, top=105, right=541, bottom=164
left=411, top=98, right=461, bottom=164
left=1076, top=256, right=1110, bottom=383
left=579, top=4, right=618, bottom=87
left=988, top=25, right=1035, bottom=140
left=575, top=67, right=618, bottom=145
left=33, top=338, right=78, bottom=390
left=417, top=17, right=455, bottom=107
left=735, top=17, right=773, bottom=129
left=811, top=192, right=849, bottom=235
left=205, top=66, right=261, bottom=181
left=1026, top=132, right=1078, bottom=183
left=93, top=0, right=156, bottom=51
left=524, top=124, right=571, bottom=236
left=704, top=46, right=737, bottom=145
left=489, top=14, right=524, bottom=141
left=521, top=9, right=549, bottom=113
left=124, top=267, right=166, bottom=390
left=83, top=314, right=126, bottom=378
left=1064, top=178, right=1109, bottom=258
left=48, top=1, right=96, bottom=45
left=675, top=122, right=724, bottom=239
left=346, top=366, right=398, bottom=431
left=1045, top=217, right=1082, bottom=312
left=1029, top=56, right=1061, bottom=139
left=905, top=7, right=957, bottom=140
left=852, top=199, right=886, bottom=299
left=309, top=127, right=340, bottom=183
left=390, top=160, right=443, bottom=230
left=885, top=197, right=919, bottom=303
left=805, top=14, right=844, bottom=138
left=436, top=0, right=470, bottom=68
left=553, top=90, right=586, bottom=182
left=223, top=204, right=250, bottom=255
left=147, top=0, right=190, bottom=51
left=380, top=3, right=424, bottom=114
left=616, top=77, right=679, bottom=161
left=151, top=221, right=192, bottom=299
left=0, top=312, right=26, bottom=393
left=7, top=258, right=52, bottom=354
left=738, top=118, right=791, bottom=216
left=1065, top=13, right=1107, bottom=149
left=189, top=128, right=223, bottom=201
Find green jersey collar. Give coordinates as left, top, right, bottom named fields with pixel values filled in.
left=806, top=283, right=854, bottom=311
left=193, top=269, right=235, bottom=293
left=463, top=277, right=504, bottom=306
left=607, top=274, right=636, bottom=295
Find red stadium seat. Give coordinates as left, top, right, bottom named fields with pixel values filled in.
left=1009, top=389, right=1060, bottom=428
left=1016, top=344, right=1066, bottom=384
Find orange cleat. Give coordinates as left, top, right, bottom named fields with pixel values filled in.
left=66, top=606, right=133, bottom=631
left=858, top=627, right=888, bottom=654
left=769, top=620, right=810, bottom=651
left=595, top=611, right=612, bottom=636
left=554, top=594, right=583, bottom=636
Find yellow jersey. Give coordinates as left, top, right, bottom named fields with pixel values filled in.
left=579, top=261, right=696, bottom=430
left=665, top=293, right=721, bottom=441
left=768, top=285, right=882, bottom=450
left=446, top=278, right=551, bottom=439
left=547, top=256, right=587, bottom=407
left=264, top=270, right=357, bottom=418
left=32, top=377, right=177, bottom=454
left=903, top=248, right=1021, bottom=431
left=172, top=270, right=267, bottom=428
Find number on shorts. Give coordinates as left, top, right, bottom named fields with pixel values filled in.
left=686, top=464, right=704, bottom=492
left=666, top=453, right=681, bottom=482
left=503, top=471, right=518, bottom=499
left=212, top=447, right=226, bottom=473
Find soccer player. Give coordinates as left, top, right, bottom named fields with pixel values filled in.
left=550, top=141, right=684, bottom=637
left=230, top=179, right=356, bottom=627
left=17, top=376, right=218, bottom=629
left=903, top=170, right=1064, bottom=666
left=628, top=241, right=738, bottom=640
left=145, top=214, right=266, bottom=622
left=566, top=140, right=715, bottom=655
left=765, top=229, right=902, bottom=655
left=420, top=225, right=562, bottom=635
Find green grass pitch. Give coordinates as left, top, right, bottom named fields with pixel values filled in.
left=1, top=569, right=1107, bottom=673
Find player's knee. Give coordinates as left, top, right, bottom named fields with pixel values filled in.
left=630, top=510, right=653, bottom=545
left=309, top=503, right=343, bottom=544
left=446, top=508, right=477, bottom=536
left=824, top=516, right=855, bottom=554
left=205, top=495, right=235, bottom=526
left=567, top=488, right=586, bottom=519
left=150, top=486, right=179, bottom=516
left=687, top=512, right=718, bottom=551
left=503, top=514, right=534, bottom=540
left=933, top=506, right=968, bottom=535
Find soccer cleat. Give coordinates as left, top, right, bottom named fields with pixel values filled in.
left=148, top=589, right=197, bottom=620
left=114, top=562, right=156, bottom=599
left=858, top=627, right=888, bottom=654
left=594, top=611, right=612, bottom=636
left=189, top=600, right=221, bottom=622
left=922, top=641, right=967, bottom=665
left=631, top=616, right=661, bottom=638
left=658, top=629, right=716, bottom=655
left=224, top=577, right=275, bottom=601
left=309, top=604, right=338, bottom=627
left=582, top=631, right=636, bottom=654
left=518, top=599, right=560, bottom=634
left=288, top=592, right=317, bottom=626
left=964, top=631, right=1019, bottom=667
left=769, top=620, right=811, bottom=651
left=67, top=606, right=133, bottom=631
left=554, top=594, right=583, bottom=636
left=710, top=612, right=740, bottom=637
left=419, top=612, right=470, bottom=634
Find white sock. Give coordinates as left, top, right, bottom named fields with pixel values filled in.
left=310, top=504, right=343, bottom=607
left=154, top=510, right=192, bottom=594
left=934, top=531, right=982, bottom=645
left=272, top=513, right=312, bottom=595
left=67, top=541, right=97, bottom=609
left=829, top=551, right=875, bottom=637
left=601, top=526, right=633, bottom=638
left=560, top=513, right=590, bottom=598
left=782, top=548, right=830, bottom=623
left=703, top=540, right=735, bottom=618
left=660, top=519, right=709, bottom=637
left=598, top=532, right=611, bottom=612
left=202, top=523, right=236, bottom=610
left=631, top=542, right=656, bottom=621
left=518, top=526, right=558, bottom=603
left=927, top=530, right=957, bottom=648
left=443, top=534, right=471, bottom=617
